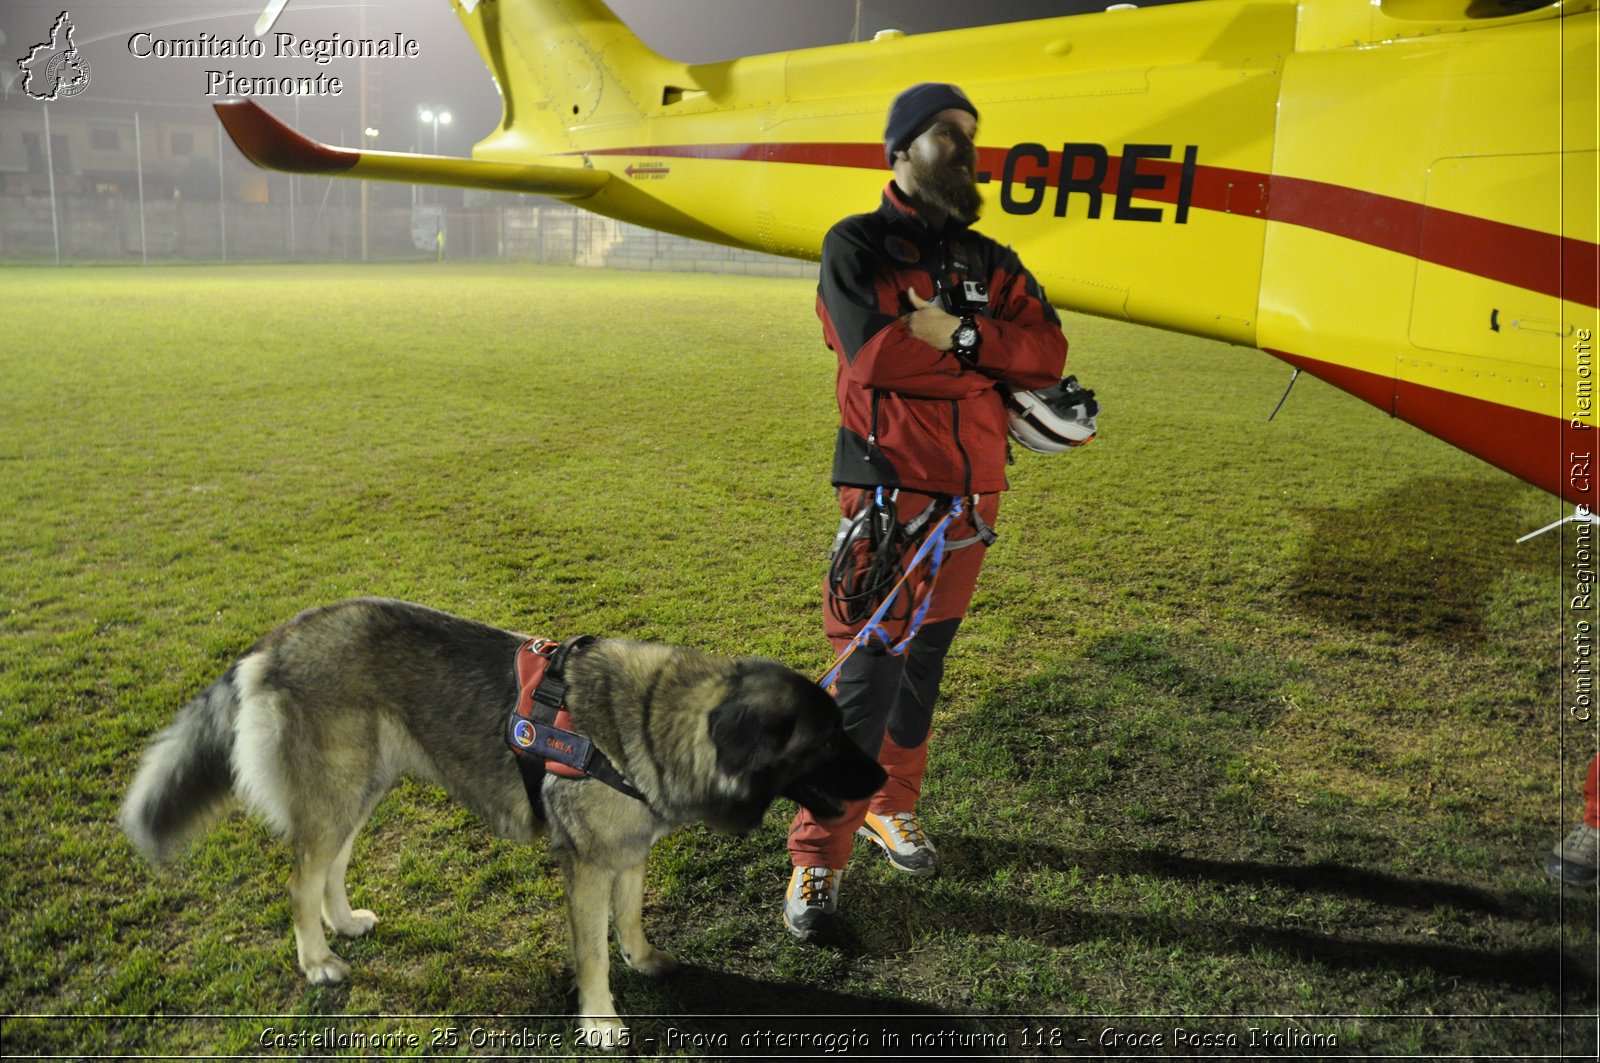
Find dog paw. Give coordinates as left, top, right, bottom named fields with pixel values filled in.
left=333, top=909, right=379, bottom=937
left=622, top=944, right=679, bottom=977
left=300, top=953, right=351, bottom=986
left=575, top=1015, right=630, bottom=1051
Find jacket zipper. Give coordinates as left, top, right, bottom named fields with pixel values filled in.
left=866, top=389, right=882, bottom=464
left=951, top=399, right=973, bottom=497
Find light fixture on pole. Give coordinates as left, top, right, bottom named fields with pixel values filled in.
left=418, top=107, right=451, bottom=153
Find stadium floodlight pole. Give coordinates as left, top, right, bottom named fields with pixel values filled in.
left=289, top=96, right=300, bottom=259
left=134, top=111, right=147, bottom=266
left=418, top=107, right=451, bottom=204
left=360, top=127, right=378, bottom=262
left=219, top=123, right=227, bottom=263
left=414, top=107, right=425, bottom=205
left=42, top=105, right=59, bottom=264
left=358, top=0, right=369, bottom=260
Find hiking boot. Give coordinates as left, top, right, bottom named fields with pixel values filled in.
left=858, top=810, right=939, bottom=877
left=1546, top=822, right=1600, bottom=888
left=783, top=865, right=842, bottom=941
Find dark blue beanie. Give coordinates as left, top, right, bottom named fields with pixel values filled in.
left=883, top=83, right=978, bottom=166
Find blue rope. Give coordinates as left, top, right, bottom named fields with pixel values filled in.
left=818, top=495, right=964, bottom=691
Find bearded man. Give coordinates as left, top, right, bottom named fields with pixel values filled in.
left=785, top=83, right=1070, bottom=938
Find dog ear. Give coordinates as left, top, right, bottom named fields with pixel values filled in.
left=707, top=700, right=797, bottom=776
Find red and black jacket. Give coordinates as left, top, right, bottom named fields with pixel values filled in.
left=817, top=183, right=1068, bottom=495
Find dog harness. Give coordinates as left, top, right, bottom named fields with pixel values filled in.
left=506, top=635, right=645, bottom=820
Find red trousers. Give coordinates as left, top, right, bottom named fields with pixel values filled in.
left=789, top=489, right=998, bottom=870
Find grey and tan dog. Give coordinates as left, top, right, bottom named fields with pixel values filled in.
left=120, top=598, right=885, bottom=1045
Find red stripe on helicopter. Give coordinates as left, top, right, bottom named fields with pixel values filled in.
left=581, top=143, right=1597, bottom=309
left=1265, top=347, right=1577, bottom=504
left=215, top=97, right=358, bottom=174
left=1267, top=174, right=1596, bottom=312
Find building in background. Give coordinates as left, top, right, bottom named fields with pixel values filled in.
left=0, top=96, right=812, bottom=277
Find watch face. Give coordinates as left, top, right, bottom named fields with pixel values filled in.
left=956, top=324, right=978, bottom=347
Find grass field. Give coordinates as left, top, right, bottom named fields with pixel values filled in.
left=1, top=262, right=1595, bottom=1059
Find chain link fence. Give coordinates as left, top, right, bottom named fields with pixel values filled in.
left=1, top=97, right=818, bottom=276
left=0, top=192, right=818, bottom=278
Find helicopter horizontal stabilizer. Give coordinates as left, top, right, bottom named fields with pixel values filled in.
left=213, top=98, right=609, bottom=199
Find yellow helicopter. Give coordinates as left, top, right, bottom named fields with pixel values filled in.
left=218, top=0, right=1598, bottom=507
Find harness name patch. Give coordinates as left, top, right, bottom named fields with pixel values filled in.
left=508, top=637, right=595, bottom=780
left=507, top=635, right=646, bottom=807
left=532, top=718, right=592, bottom=773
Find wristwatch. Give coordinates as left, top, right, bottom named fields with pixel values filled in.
left=952, top=315, right=981, bottom=362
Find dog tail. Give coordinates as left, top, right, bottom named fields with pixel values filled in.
left=120, top=667, right=242, bottom=863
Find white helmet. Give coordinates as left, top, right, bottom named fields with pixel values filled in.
left=1004, top=376, right=1099, bottom=453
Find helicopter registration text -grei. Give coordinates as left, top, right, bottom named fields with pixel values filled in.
left=987, top=143, right=1200, bottom=224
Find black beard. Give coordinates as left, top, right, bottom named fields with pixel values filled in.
left=912, top=153, right=983, bottom=225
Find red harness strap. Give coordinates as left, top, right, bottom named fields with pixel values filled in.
left=509, top=638, right=590, bottom=778
left=506, top=637, right=644, bottom=815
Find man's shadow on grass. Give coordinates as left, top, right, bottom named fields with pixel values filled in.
left=297, top=837, right=1585, bottom=1048
left=872, top=835, right=1589, bottom=992
left=612, top=837, right=1589, bottom=1036
left=605, top=836, right=1590, bottom=1050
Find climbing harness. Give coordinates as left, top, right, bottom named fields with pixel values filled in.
left=818, top=489, right=994, bottom=690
